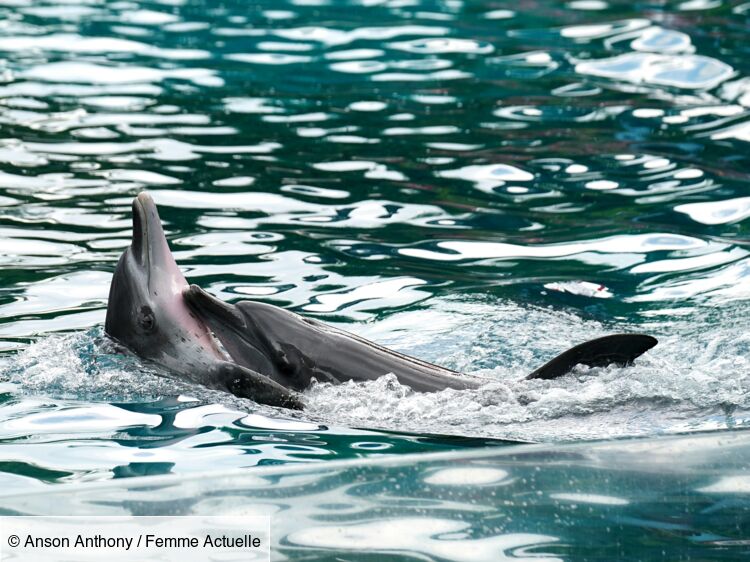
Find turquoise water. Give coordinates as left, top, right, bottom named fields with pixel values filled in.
left=4, top=431, right=749, bottom=559
left=0, top=0, right=749, bottom=557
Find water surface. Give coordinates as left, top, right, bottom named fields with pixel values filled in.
left=4, top=430, right=749, bottom=560
left=0, top=0, right=749, bottom=523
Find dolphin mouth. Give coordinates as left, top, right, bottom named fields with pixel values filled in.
left=183, top=285, right=278, bottom=379
left=183, top=285, right=246, bottom=329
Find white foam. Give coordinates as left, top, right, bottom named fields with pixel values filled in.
left=6, top=294, right=750, bottom=443
left=303, top=295, right=750, bottom=441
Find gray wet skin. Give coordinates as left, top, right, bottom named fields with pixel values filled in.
left=104, top=193, right=303, bottom=409
left=182, top=285, right=657, bottom=393
left=183, top=285, right=483, bottom=392
left=106, top=193, right=656, bottom=409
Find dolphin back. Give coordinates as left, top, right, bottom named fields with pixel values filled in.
left=184, top=284, right=484, bottom=392
left=184, top=285, right=658, bottom=398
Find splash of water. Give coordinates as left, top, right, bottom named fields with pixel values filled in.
left=4, top=296, right=749, bottom=441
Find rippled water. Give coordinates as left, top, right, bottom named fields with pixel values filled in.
left=5, top=430, right=750, bottom=560
left=0, top=0, right=749, bottom=552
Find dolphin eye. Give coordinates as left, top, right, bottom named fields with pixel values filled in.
left=139, top=306, right=155, bottom=333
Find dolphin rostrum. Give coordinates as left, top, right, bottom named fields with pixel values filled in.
left=106, top=193, right=657, bottom=409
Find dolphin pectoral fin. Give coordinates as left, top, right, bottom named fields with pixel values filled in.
left=525, top=334, right=658, bottom=380
left=210, top=361, right=304, bottom=410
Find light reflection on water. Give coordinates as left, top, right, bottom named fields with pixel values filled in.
left=3, top=429, right=749, bottom=561
left=0, top=0, right=748, bottom=538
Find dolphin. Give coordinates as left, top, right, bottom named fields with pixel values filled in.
left=106, top=193, right=657, bottom=409
left=183, top=286, right=657, bottom=393
left=104, top=193, right=303, bottom=409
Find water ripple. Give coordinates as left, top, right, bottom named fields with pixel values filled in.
left=0, top=0, right=749, bottom=498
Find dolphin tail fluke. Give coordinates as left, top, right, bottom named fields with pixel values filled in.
left=210, top=361, right=305, bottom=410
left=525, top=334, right=657, bottom=380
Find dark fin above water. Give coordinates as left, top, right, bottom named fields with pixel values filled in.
left=525, top=334, right=658, bottom=380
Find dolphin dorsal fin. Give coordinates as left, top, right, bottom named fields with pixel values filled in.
left=525, top=334, right=657, bottom=380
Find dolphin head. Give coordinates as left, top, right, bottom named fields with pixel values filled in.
left=105, top=193, right=304, bottom=409
left=105, top=192, right=226, bottom=372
